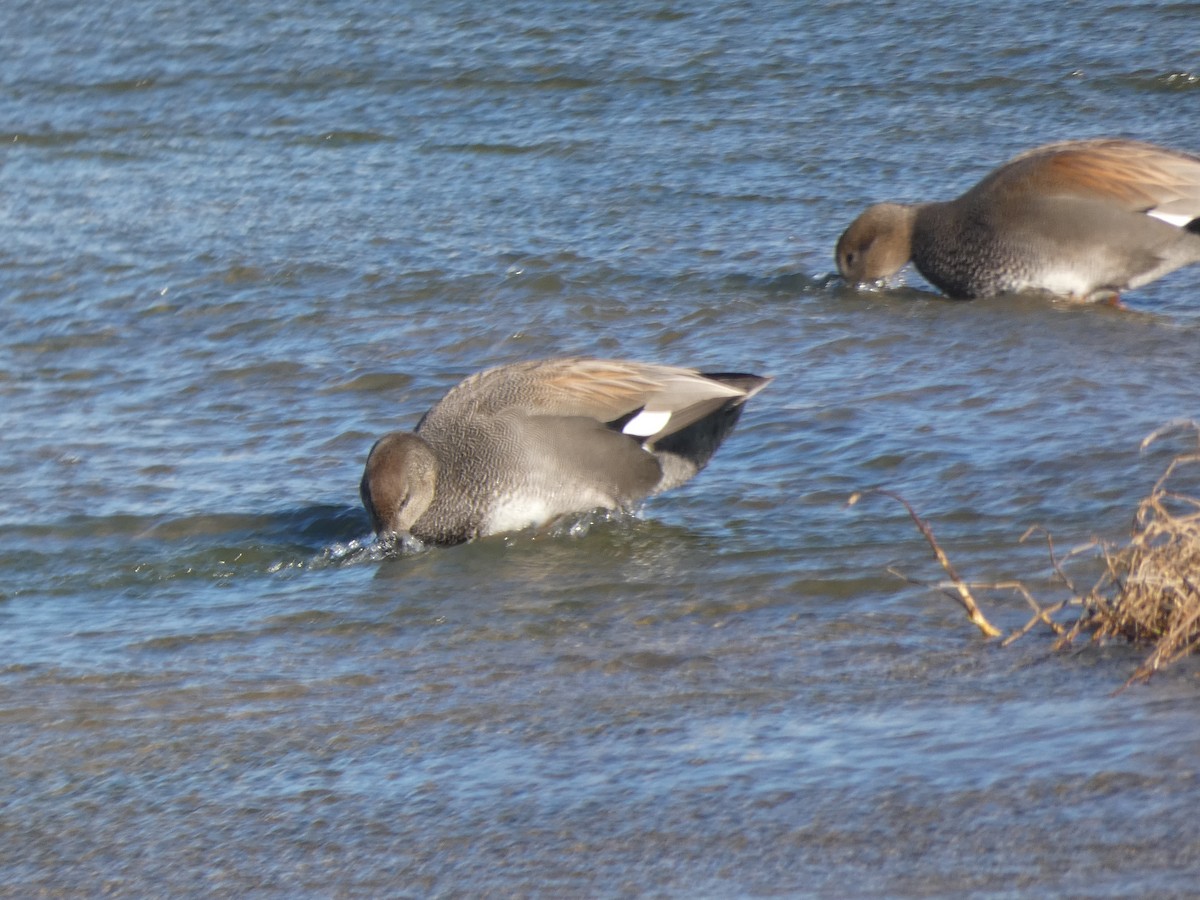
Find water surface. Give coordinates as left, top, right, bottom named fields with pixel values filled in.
left=3, top=0, right=1200, bottom=895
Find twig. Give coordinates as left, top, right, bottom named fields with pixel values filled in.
left=849, top=489, right=1001, bottom=638
left=1020, top=525, right=1087, bottom=596
left=992, top=581, right=1069, bottom=644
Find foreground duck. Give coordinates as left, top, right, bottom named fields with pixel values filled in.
left=836, top=138, right=1200, bottom=302
left=360, top=358, right=771, bottom=546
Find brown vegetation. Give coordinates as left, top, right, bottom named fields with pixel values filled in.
left=850, top=421, right=1200, bottom=689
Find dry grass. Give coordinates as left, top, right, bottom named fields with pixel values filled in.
left=851, top=421, right=1200, bottom=689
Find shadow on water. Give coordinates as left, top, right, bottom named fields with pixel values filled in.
left=134, top=503, right=368, bottom=547
left=5, top=499, right=777, bottom=604
left=142, top=503, right=376, bottom=577
left=0, top=504, right=371, bottom=600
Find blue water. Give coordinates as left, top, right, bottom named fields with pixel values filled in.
left=3, top=1, right=1200, bottom=895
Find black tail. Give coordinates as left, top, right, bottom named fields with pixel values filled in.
left=650, top=373, right=771, bottom=491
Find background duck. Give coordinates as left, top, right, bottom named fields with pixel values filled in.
left=836, top=138, right=1200, bottom=302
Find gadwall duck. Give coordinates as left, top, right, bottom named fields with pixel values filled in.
left=361, top=357, right=771, bottom=545
left=836, top=138, right=1200, bottom=302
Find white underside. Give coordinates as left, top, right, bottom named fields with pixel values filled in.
left=484, top=496, right=553, bottom=536
left=483, top=487, right=616, bottom=537
left=1030, top=268, right=1100, bottom=299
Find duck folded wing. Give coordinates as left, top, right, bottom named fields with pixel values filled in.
left=426, top=358, right=759, bottom=443
left=983, top=140, right=1200, bottom=223
left=519, top=414, right=667, bottom=502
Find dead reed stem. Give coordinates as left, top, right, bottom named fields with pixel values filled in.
left=848, top=488, right=1001, bottom=639
left=853, top=422, right=1200, bottom=687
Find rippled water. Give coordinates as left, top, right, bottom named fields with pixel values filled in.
left=3, top=0, right=1200, bottom=895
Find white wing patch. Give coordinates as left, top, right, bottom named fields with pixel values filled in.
left=621, top=408, right=671, bottom=437
left=1147, top=209, right=1195, bottom=228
